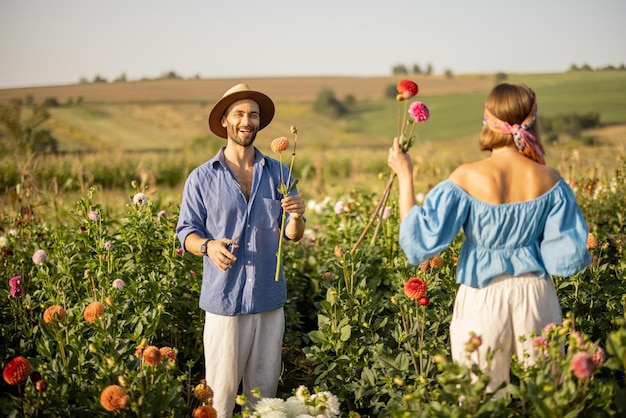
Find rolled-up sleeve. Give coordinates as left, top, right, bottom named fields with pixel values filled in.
left=177, top=168, right=209, bottom=251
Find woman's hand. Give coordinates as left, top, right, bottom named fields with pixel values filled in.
left=388, top=137, right=413, bottom=178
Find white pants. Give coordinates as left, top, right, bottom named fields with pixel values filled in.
left=449, top=273, right=562, bottom=395
left=203, top=308, right=285, bottom=418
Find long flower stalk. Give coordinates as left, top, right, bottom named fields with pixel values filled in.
left=272, top=127, right=299, bottom=281
left=351, top=79, right=430, bottom=254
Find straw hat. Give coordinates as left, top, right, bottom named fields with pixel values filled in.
left=208, top=83, right=275, bottom=138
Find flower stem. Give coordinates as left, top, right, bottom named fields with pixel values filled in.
left=274, top=133, right=298, bottom=282
left=350, top=172, right=396, bottom=255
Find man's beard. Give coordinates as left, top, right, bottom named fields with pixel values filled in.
left=227, top=125, right=257, bottom=147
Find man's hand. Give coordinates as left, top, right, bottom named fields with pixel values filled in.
left=205, top=238, right=238, bottom=272
left=281, top=195, right=305, bottom=219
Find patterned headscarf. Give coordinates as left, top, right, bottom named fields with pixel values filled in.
left=483, top=90, right=545, bottom=164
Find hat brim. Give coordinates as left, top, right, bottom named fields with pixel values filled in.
left=208, top=90, right=275, bottom=139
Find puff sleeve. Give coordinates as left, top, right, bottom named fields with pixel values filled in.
left=540, top=183, right=591, bottom=277
left=399, top=180, right=470, bottom=265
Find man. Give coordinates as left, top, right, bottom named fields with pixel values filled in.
left=176, top=83, right=306, bottom=417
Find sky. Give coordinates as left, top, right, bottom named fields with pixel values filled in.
left=1, top=0, right=625, bottom=89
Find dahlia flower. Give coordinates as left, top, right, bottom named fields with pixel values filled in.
left=83, top=301, right=105, bottom=324
left=32, top=249, right=47, bottom=265
left=396, top=79, right=418, bottom=100
left=270, top=129, right=299, bottom=282
left=43, top=305, right=66, bottom=323
left=592, top=346, right=606, bottom=365
left=193, top=405, right=218, bottom=418
left=409, top=101, right=430, bottom=123
left=133, top=192, right=148, bottom=206
left=194, top=379, right=214, bottom=402
left=3, top=356, right=31, bottom=385
left=160, top=346, right=177, bottom=362
left=429, top=254, right=444, bottom=268
left=104, top=241, right=114, bottom=251
left=271, top=136, right=290, bottom=153
left=142, top=345, right=162, bottom=366
left=586, top=233, right=598, bottom=249
left=9, top=282, right=23, bottom=298
left=89, top=211, right=99, bottom=221
left=112, top=278, right=125, bottom=289
left=100, top=385, right=129, bottom=411
left=571, top=351, right=595, bottom=379
left=403, top=277, right=427, bottom=300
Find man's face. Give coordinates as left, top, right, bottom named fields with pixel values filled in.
left=222, top=99, right=260, bottom=147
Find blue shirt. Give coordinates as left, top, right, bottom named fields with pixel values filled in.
left=399, top=179, right=591, bottom=289
left=177, top=147, right=297, bottom=315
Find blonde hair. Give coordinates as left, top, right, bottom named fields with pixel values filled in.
left=479, top=83, right=544, bottom=153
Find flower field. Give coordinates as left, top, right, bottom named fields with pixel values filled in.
left=1, top=160, right=625, bottom=417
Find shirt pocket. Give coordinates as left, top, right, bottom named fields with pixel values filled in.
left=258, top=198, right=282, bottom=231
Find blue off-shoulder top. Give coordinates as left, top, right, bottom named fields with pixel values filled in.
left=399, top=179, right=592, bottom=289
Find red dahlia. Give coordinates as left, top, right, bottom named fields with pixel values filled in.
left=3, top=356, right=31, bottom=385
left=404, top=277, right=427, bottom=300
left=397, top=79, right=418, bottom=98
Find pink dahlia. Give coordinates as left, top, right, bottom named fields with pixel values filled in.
left=89, top=211, right=99, bottom=221
left=403, top=277, right=427, bottom=300
left=571, top=351, right=595, bottom=379
left=9, top=276, right=23, bottom=298
left=133, top=193, right=148, bottom=206
left=409, top=101, right=430, bottom=122
left=32, top=249, right=47, bottom=265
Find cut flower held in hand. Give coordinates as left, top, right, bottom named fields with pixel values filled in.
left=351, top=78, right=431, bottom=254
left=270, top=126, right=299, bottom=281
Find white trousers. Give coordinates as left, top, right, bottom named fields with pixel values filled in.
left=449, top=273, right=562, bottom=394
left=203, top=308, right=285, bottom=418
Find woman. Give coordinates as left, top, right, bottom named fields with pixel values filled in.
left=387, top=83, right=591, bottom=394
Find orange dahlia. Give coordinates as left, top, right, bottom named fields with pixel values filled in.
left=419, top=260, right=430, bottom=272
left=100, top=385, right=129, bottom=411
left=83, top=301, right=105, bottom=324
left=159, top=346, right=177, bottom=362
left=3, top=356, right=31, bottom=385
left=404, top=277, right=427, bottom=300
left=193, top=405, right=218, bottom=418
left=270, top=136, right=289, bottom=153
left=586, top=233, right=598, bottom=249
left=142, top=345, right=162, bottom=366
left=43, top=305, right=66, bottom=323
left=429, top=255, right=444, bottom=269
left=194, top=379, right=214, bottom=403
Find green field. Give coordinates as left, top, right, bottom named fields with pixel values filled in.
left=1, top=71, right=625, bottom=208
